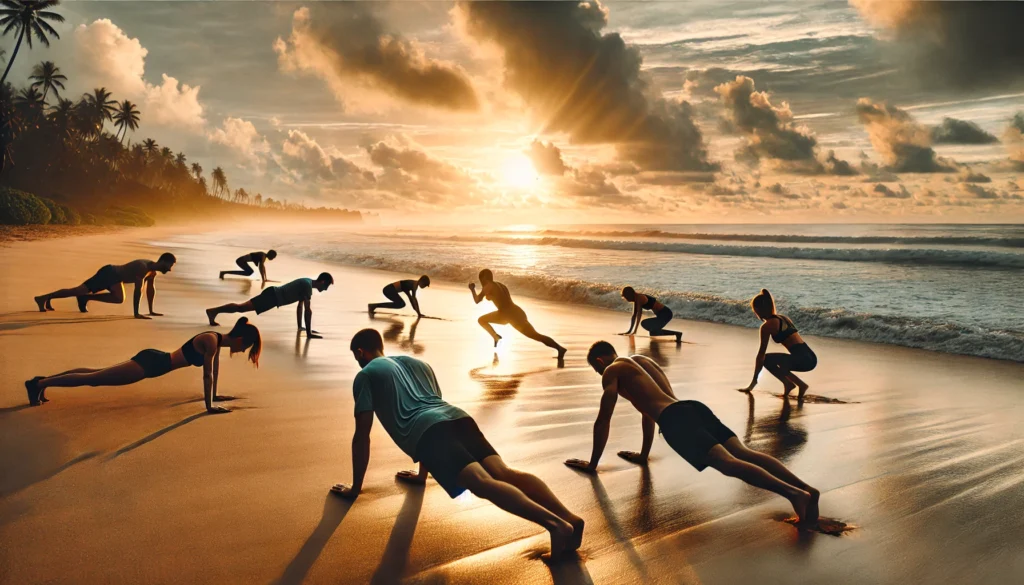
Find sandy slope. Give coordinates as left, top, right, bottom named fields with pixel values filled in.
left=1, top=229, right=1023, bottom=585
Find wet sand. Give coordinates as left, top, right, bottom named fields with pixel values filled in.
left=2, top=230, right=1024, bottom=585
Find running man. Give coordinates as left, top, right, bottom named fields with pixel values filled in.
left=34, top=253, right=177, bottom=318
left=332, top=328, right=585, bottom=560
left=566, top=341, right=820, bottom=526
left=205, top=273, right=333, bottom=338
left=368, top=275, right=430, bottom=317
left=469, top=269, right=566, bottom=360
left=219, top=250, right=277, bottom=283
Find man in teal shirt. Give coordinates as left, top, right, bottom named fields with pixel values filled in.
left=332, top=328, right=585, bottom=561
left=206, top=272, right=333, bottom=338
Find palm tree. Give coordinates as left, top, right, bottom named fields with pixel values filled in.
left=28, top=60, right=64, bottom=103
left=13, top=85, right=43, bottom=126
left=112, top=99, right=139, bottom=143
left=46, top=96, right=74, bottom=142
left=190, top=161, right=202, bottom=180
left=0, top=1, right=64, bottom=84
left=175, top=152, right=186, bottom=168
left=81, top=87, right=116, bottom=135
left=211, top=166, right=227, bottom=198
left=254, top=193, right=262, bottom=206
left=141, top=138, right=158, bottom=159
left=159, top=146, right=172, bottom=164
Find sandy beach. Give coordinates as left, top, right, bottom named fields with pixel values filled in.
left=2, top=229, right=1024, bottom=585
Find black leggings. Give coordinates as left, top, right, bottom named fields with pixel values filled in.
left=641, top=307, right=680, bottom=337
left=370, top=284, right=406, bottom=310
left=222, top=257, right=255, bottom=277
left=764, top=343, right=817, bottom=379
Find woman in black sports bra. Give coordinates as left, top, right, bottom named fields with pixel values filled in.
left=620, top=287, right=682, bottom=344
left=24, top=318, right=262, bottom=413
left=368, top=275, right=430, bottom=317
left=739, top=289, right=816, bottom=399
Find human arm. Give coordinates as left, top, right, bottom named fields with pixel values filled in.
left=408, top=290, right=422, bottom=317
left=396, top=461, right=428, bottom=485
left=469, top=282, right=486, bottom=304
left=258, top=260, right=268, bottom=283
left=296, top=299, right=304, bottom=330
left=618, top=415, right=654, bottom=464
left=132, top=279, right=149, bottom=319
left=332, top=411, right=375, bottom=498
left=304, top=296, right=321, bottom=338
left=739, top=324, right=772, bottom=392
left=621, top=301, right=640, bottom=335
left=202, top=336, right=229, bottom=413
left=565, top=373, right=619, bottom=472
left=144, top=272, right=163, bottom=316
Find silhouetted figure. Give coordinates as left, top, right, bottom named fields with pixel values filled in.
left=332, top=328, right=585, bottom=560
left=206, top=273, right=333, bottom=338
left=24, top=317, right=261, bottom=412
left=220, top=250, right=277, bottom=283
left=470, top=269, right=566, bottom=361
left=619, top=286, right=682, bottom=343
left=34, top=253, right=177, bottom=318
left=368, top=275, right=430, bottom=317
left=566, top=341, right=820, bottom=526
left=738, top=289, right=817, bottom=399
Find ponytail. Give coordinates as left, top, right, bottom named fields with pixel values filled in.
left=750, top=289, right=776, bottom=319
left=228, top=317, right=262, bottom=367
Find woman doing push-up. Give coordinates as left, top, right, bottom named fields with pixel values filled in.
left=24, top=317, right=261, bottom=413
left=738, top=289, right=816, bottom=399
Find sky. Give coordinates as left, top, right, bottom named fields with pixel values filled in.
left=7, top=0, right=1024, bottom=224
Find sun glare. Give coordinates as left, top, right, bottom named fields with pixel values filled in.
left=500, top=154, right=540, bottom=189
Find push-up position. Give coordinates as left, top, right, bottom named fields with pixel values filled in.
left=567, top=341, right=820, bottom=526
left=219, top=250, right=277, bottom=283
left=206, top=273, right=333, bottom=338
left=332, top=329, right=585, bottom=560
left=738, top=289, right=817, bottom=399
left=368, top=275, right=429, bottom=317
left=24, top=317, right=261, bottom=412
left=34, top=253, right=177, bottom=318
left=620, top=286, right=682, bottom=343
left=470, top=269, right=566, bottom=360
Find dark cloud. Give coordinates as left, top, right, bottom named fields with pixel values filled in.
left=958, top=170, right=991, bottom=184
left=872, top=183, right=911, bottom=199
left=275, top=5, right=478, bottom=111
left=714, top=76, right=855, bottom=175
left=278, top=130, right=376, bottom=188
left=1006, top=113, right=1024, bottom=171
left=855, top=98, right=957, bottom=173
left=958, top=183, right=1002, bottom=200
left=850, top=1, right=1024, bottom=89
left=931, top=118, right=998, bottom=145
left=459, top=1, right=716, bottom=172
left=634, top=172, right=717, bottom=186
left=526, top=140, right=568, bottom=176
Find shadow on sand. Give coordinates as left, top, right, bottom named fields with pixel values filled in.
left=370, top=486, right=425, bottom=584
left=106, top=412, right=211, bottom=460
left=1, top=450, right=103, bottom=498
left=0, top=315, right=134, bottom=332
left=275, top=495, right=353, bottom=585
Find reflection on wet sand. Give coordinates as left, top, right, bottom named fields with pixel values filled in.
left=583, top=473, right=650, bottom=581
left=469, top=354, right=558, bottom=402
left=294, top=332, right=310, bottom=359
left=628, top=335, right=681, bottom=368
left=743, top=394, right=808, bottom=463
left=375, top=315, right=424, bottom=354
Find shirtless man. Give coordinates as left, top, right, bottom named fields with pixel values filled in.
left=219, top=250, right=277, bottom=283
left=565, top=341, right=820, bottom=526
left=469, top=269, right=566, bottom=361
left=34, top=253, right=177, bottom=319
left=205, top=273, right=333, bottom=338
left=368, top=275, right=429, bottom=317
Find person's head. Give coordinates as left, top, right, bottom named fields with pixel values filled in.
left=417, top=275, right=430, bottom=288
left=750, top=288, right=776, bottom=321
left=315, top=272, right=334, bottom=292
left=266, top=250, right=278, bottom=260
left=478, top=269, right=493, bottom=284
left=156, top=252, right=176, bottom=273
left=350, top=328, right=385, bottom=368
left=227, top=317, right=262, bottom=367
left=587, top=340, right=618, bottom=374
left=621, top=286, right=636, bottom=302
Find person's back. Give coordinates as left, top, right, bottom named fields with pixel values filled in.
left=274, top=277, right=313, bottom=306
left=607, top=356, right=677, bottom=421
left=487, top=281, right=515, bottom=311
left=353, top=355, right=467, bottom=457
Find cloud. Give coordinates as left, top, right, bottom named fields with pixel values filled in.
left=958, top=183, right=1002, bottom=200
left=850, top=0, right=1024, bottom=88
left=278, top=130, right=376, bottom=188
left=208, top=117, right=270, bottom=167
left=274, top=6, right=478, bottom=112
left=931, top=118, right=999, bottom=145
left=363, top=138, right=481, bottom=205
left=855, top=98, right=956, bottom=173
left=958, top=169, right=991, bottom=184
left=1006, top=113, right=1024, bottom=170
left=72, top=19, right=205, bottom=130
left=458, top=0, right=716, bottom=172
left=714, top=76, right=855, bottom=175
left=526, top=140, right=568, bottom=176
left=872, top=183, right=911, bottom=199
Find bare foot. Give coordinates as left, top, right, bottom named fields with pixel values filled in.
left=206, top=309, right=219, bottom=326
left=45, top=299, right=54, bottom=311
left=806, top=487, right=820, bottom=525
left=675, top=332, right=682, bottom=344
left=782, top=381, right=796, bottom=397
left=367, top=305, right=375, bottom=316
left=791, top=490, right=813, bottom=526
left=34, top=296, right=47, bottom=312
left=76, top=296, right=89, bottom=313
left=568, top=517, right=585, bottom=551
left=556, top=347, right=567, bottom=361
left=544, top=521, right=574, bottom=562
left=219, top=272, right=225, bottom=280
left=796, top=381, right=810, bottom=400
left=492, top=335, right=502, bottom=348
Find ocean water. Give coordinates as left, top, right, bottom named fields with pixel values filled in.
left=212, top=223, right=1024, bottom=362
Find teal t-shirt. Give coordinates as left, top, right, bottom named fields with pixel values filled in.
left=353, top=356, right=468, bottom=459
left=274, top=278, right=313, bottom=306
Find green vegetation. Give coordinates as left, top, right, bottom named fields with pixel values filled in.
left=0, top=187, right=50, bottom=225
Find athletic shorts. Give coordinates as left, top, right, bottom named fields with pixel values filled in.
left=415, top=417, right=498, bottom=498
left=131, top=349, right=173, bottom=378
left=250, top=287, right=280, bottom=315
left=83, top=265, right=120, bottom=293
left=658, top=400, right=736, bottom=471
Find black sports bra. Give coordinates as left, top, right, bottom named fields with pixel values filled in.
left=770, top=315, right=798, bottom=343
left=641, top=294, right=658, bottom=311
left=182, top=332, right=221, bottom=367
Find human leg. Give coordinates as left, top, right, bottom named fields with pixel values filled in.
left=763, top=353, right=799, bottom=395
left=206, top=300, right=255, bottom=325
left=221, top=258, right=255, bottom=279
left=80, top=283, right=126, bottom=306
left=477, top=311, right=507, bottom=346
left=369, top=285, right=406, bottom=313
left=705, top=446, right=813, bottom=523
left=38, top=360, right=147, bottom=390
left=640, top=315, right=681, bottom=341
left=510, top=314, right=566, bottom=358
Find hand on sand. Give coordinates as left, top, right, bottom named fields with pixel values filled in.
left=395, top=470, right=426, bottom=485
left=148, top=312, right=164, bottom=317
left=564, top=459, right=596, bottom=474
left=617, top=451, right=648, bottom=465
left=206, top=406, right=231, bottom=414
left=134, top=314, right=152, bottom=320
left=330, top=483, right=359, bottom=499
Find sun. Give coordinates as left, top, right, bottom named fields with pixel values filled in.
left=500, top=154, right=540, bottom=189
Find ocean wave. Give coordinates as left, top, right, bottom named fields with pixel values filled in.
left=288, top=248, right=1024, bottom=362
left=509, top=229, right=1024, bottom=249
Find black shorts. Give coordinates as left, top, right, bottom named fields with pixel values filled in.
left=83, top=265, right=120, bottom=293
left=250, top=287, right=280, bottom=315
left=658, top=400, right=736, bottom=471
left=415, top=417, right=498, bottom=498
left=131, top=349, right=173, bottom=378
